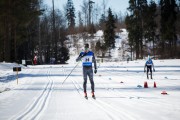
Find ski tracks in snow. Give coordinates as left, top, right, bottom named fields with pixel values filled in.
left=70, top=76, right=138, bottom=120
left=61, top=65, right=122, bottom=120
left=101, top=66, right=175, bottom=107
left=11, top=68, right=54, bottom=120
left=97, top=66, right=180, bottom=119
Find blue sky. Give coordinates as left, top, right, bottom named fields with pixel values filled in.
left=43, top=0, right=129, bottom=14
left=42, top=0, right=160, bottom=25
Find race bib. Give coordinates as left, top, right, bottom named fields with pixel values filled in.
left=82, top=56, right=93, bottom=63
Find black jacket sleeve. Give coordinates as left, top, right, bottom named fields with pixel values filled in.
left=93, top=53, right=97, bottom=69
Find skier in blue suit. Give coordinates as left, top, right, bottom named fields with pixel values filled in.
left=144, top=56, right=155, bottom=79
left=76, top=43, right=97, bottom=99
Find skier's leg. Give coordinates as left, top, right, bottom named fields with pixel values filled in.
left=83, top=79, right=87, bottom=93
left=83, top=67, right=88, bottom=93
left=150, top=67, right=152, bottom=79
left=87, top=68, right=96, bottom=99
left=88, top=68, right=94, bottom=93
left=147, top=68, right=149, bottom=79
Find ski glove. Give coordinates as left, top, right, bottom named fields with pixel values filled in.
left=153, top=69, right=155, bottom=72
left=76, top=58, right=81, bottom=62
left=94, top=69, right=97, bottom=74
left=144, top=70, right=146, bottom=73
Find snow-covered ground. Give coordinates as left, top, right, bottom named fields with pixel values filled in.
left=0, top=59, right=180, bottom=120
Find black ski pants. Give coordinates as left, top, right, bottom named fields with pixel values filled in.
left=83, top=66, right=94, bottom=93
left=146, top=66, right=152, bottom=79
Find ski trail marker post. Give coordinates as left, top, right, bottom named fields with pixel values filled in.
left=13, top=67, right=21, bottom=85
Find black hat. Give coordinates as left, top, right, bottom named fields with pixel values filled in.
left=84, top=43, right=89, bottom=48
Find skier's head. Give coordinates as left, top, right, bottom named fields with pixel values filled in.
left=84, top=43, right=89, bottom=52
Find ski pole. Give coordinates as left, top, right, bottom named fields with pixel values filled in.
left=152, top=71, right=155, bottom=80
left=62, top=61, right=80, bottom=85
left=142, top=71, right=144, bottom=78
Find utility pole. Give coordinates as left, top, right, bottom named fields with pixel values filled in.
left=88, top=0, right=95, bottom=26
left=52, top=0, right=57, bottom=63
left=38, top=3, right=42, bottom=64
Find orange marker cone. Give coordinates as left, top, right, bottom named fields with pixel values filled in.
left=154, top=82, right=157, bottom=88
left=161, top=91, right=168, bottom=95
left=144, top=81, right=148, bottom=88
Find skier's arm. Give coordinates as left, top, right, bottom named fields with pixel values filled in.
left=144, top=63, right=146, bottom=72
left=152, top=61, right=155, bottom=71
left=93, top=53, right=97, bottom=69
left=76, top=52, right=89, bottom=62
left=93, top=53, right=97, bottom=73
left=76, top=53, right=82, bottom=62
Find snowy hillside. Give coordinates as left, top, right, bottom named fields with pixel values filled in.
left=0, top=59, right=180, bottom=120
left=67, top=29, right=129, bottom=61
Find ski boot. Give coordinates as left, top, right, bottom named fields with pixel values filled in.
left=84, top=92, right=88, bottom=99
left=92, top=92, right=96, bottom=99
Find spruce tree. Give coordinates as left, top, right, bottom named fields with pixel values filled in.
left=104, top=8, right=116, bottom=57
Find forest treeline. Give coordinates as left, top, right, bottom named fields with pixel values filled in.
left=0, top=0, right=180, bottom=64
left=126, top=0, right=180, bottom=59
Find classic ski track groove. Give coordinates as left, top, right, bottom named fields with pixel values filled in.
left=73, top=65, right=171, bottom=120
left=64, top=63, right=175, bottom=120
left=95, top=78, right=141, bottom=119
left=14, top=68, right=54, bottom=120
left=0, top=62, right=178, bottom=120
left=104, top=68, right=179, bottom=112
left=71, top=76, right=136, bottom=120
left=71, top=78, right=120, bottom=120
left=61, top=64, right=119, bottom=120
left=101, top=67, right=174, bottom=108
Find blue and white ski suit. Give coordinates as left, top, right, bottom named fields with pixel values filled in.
left=144, top=59, right=155, bottom=79
left=76, top=51, right=97, bottom=93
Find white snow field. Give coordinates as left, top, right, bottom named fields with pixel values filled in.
left=0, top=59, right=180, bottom=120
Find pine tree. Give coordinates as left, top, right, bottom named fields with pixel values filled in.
left=137, top=0, right=148, bottom=59
left=66, top=0, right=76, bottom=29
left=95, top=41, right=101, bottom=56
left=104, top=8, right=116, bottom=57
left=78, top=11, right=84, bottom=33
left=0, top=0, right=42, bottom=62
left=125, top=14, right=136, bottom=60
left=95, top=40, right=107, bottom=57
left=160, top=0, right=178, bottom=58
left=126, top=0, right=158, bottom=59
left=58, top=46, right=70, bottom=64
left=99, top=14, right=106, bottom=30
left=126, top=0, right=140, bottom=59
left=88, top=23, right=96, bottom=35
left=144, top=0, right=157, bottom=56
left=39, top=9, right=68, bottom=64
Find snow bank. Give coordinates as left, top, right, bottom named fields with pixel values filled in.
left=0, top=62, right=26, bottom=93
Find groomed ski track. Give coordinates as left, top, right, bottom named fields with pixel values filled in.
left=0, top=60, right=180, bottom=120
